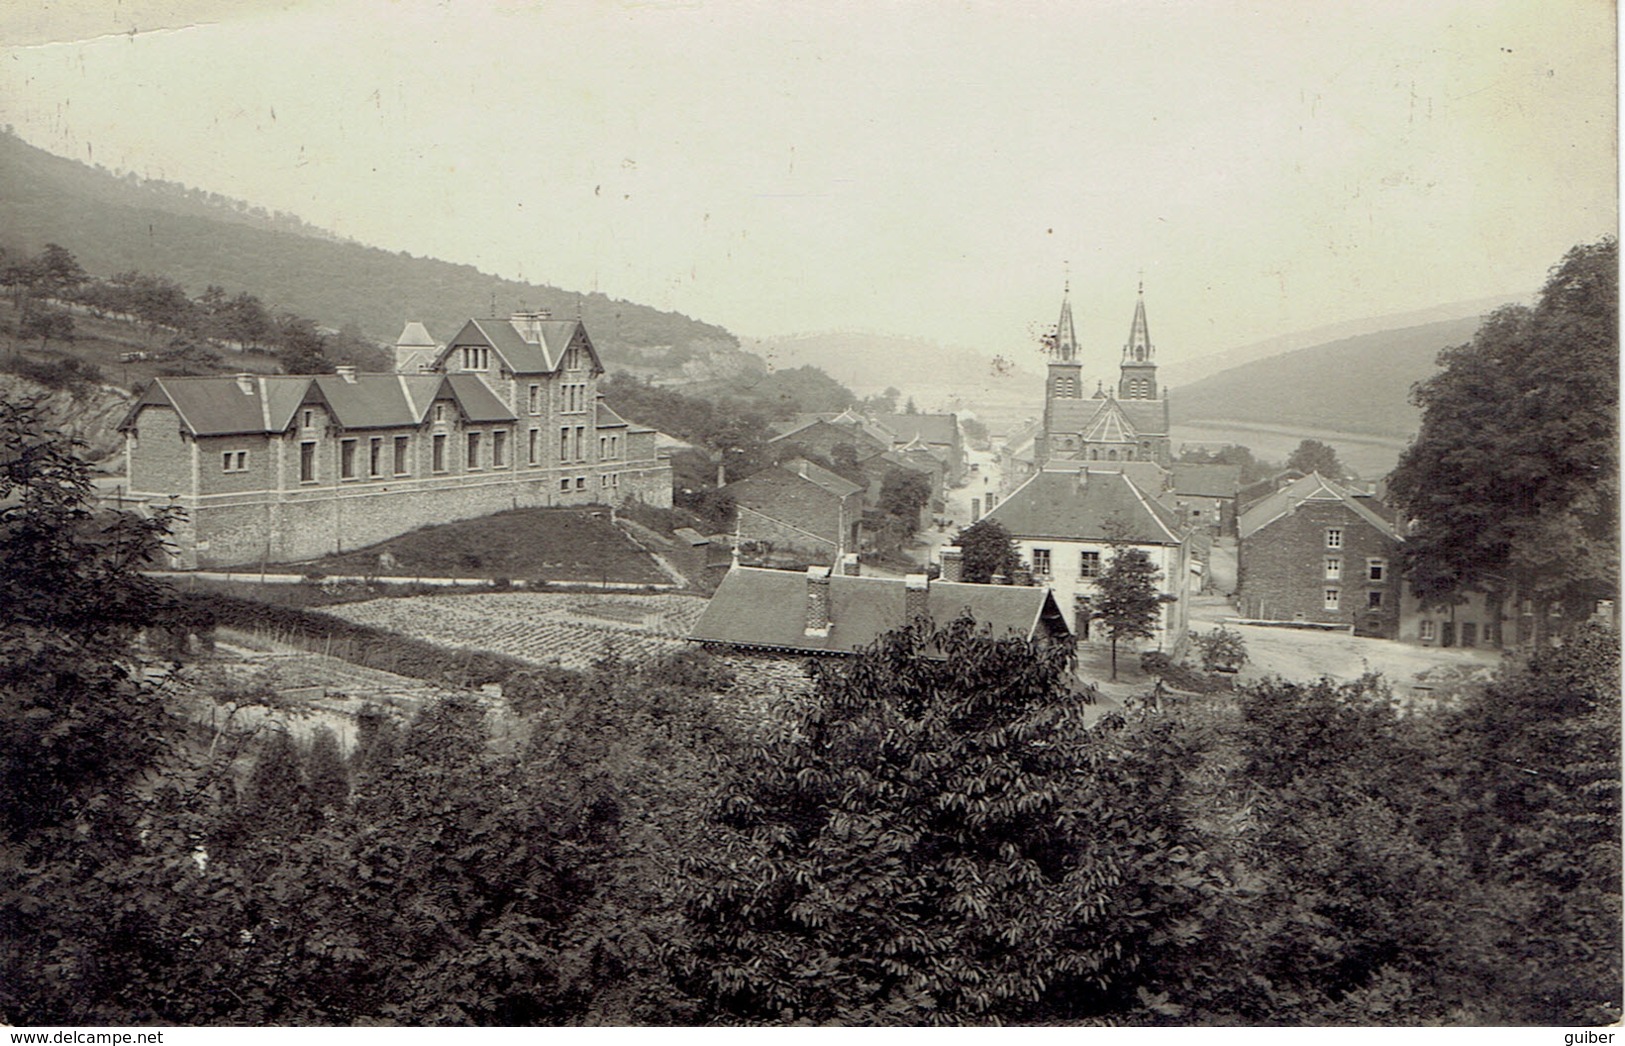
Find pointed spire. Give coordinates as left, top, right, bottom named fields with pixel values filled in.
left=1123, top=282, right=1152, bottom=364
left=1052, top=281, right=1079, bottom=362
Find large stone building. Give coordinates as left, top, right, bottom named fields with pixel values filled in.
left=1035, top=283, right=1173, bottom=469
left=1236, top=472, right=1401, bottom=637
left=119, top=311, right=671, bottom=569
left=977, top=465, right=1192, bottom=653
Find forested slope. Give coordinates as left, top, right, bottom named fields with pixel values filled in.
left=0, top=132, right=753, bottom=379
left=1169, top=315, right=1488, bottom=440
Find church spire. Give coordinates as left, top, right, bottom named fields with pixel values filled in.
left=1117, top=281, right=1159, bottom=400
left=1123, top=280, right=1152, bottom=365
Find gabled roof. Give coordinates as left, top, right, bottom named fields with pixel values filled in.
left=727, top=458, right=864, bottom=503
left=689, top=567, right=1069, bottom=654
left=440, top=316, right=602, bottom=375
left=1170, top=463, right=1243, bottom=499
left=1237, top=471, right=1400, bottom=540
left=781, top=458, right=865, bottom=498
left=985, top=468, right=1184, bottom=545
left=395, top=321, right=437, bottom=348
left=121, top=372, right=518, bottom=436
left=877, top=412, right=958, bottom=445
left=769, top=417, right=888, bottom=453
left=1081, top=399, right=1136, bottom=444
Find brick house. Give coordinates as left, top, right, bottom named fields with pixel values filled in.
left=118, top=311, right=671, bottom=568
left=1169, top=463, right=1242, bottom=535
left=979, top=465, right=1192, bottom=653
left=875, top=412, right=964, bottom=483
left=1236, top=472, right=1401, bottom=637
left=768, top=417, right=889, bottom=466
left=724, top=457, right=864, bottom=563
left=690, top=561, right=1071, bottom=656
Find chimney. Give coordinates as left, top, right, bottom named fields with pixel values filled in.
left=336, top=365, right=358, bottom=384
left=1012, top=565, right=1033, bottom=587
left=991, top=572, right=1009, bottom=585
left=840, top=552, right=861, bottom=576
left=804, top=565, right=832, bottom=637
left=905, top=573, right=930, bottom=622
left=511, top=309, right=551, bottom=344
left=939, top=545, right=963, bottom=582
left=234, top=373, right=254, bottom=395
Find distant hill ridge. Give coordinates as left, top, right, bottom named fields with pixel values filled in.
left=0, top=131, right=754, bottom=381
left=1168, top=314, right=1493, bottom=441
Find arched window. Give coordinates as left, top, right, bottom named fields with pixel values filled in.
left=1089, top=449, right=1099, bottom=460
left=1107, top=449, right=1118, bottom=461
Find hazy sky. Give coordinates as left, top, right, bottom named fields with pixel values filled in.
left=0, top=0, right=1615, bottom=362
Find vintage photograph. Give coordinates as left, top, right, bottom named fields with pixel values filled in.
left=0, top=0, right=1617, bottom=1029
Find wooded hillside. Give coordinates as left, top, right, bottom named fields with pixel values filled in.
left=0, top=132, right=754, bottom=381
left=1169, top=314, right=1489, bottom=440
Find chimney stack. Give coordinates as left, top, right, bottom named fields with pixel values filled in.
left=939, top=545, right=963, bottom=582
left=840, top=552, right=861, bottom=576
left=804, top=565, right=832, bottom=637
left=905, top=573, right=930, bottom=622
left=336, top=365, right=358, bottom=384
left=510, top=309, right=551, bottom=344
left=234, top=373, right=254, bottom=395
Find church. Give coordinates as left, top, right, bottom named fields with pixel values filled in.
left=1033, top=283, right=1172, bottom=468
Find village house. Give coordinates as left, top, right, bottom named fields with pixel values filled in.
left=1235, top=471, right=1401, bottom=638
left=978, top=465, right=1192, bottom=653
left=724, top=456, right=864, bottom=564
left=690, top=559, right=1071, bottom=656
left=118, top=311, right=671, bottom=569
left=1398, top=586, right=1506, bottom=649
left=1169, top=462, right=1243, bottom=535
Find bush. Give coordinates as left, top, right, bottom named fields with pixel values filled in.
left=3, top=355, right=103, bottom=391
left=1192, top=626, right=1248, bottom=673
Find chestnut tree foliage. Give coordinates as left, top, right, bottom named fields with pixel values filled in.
left=0, top=401, right=1616, bottom=1026
left=679, top=618, right=1219, bottom=1024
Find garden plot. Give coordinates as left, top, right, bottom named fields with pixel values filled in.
left=323, top=591, right=711, bottom=670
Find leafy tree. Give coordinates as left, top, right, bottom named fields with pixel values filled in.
left=18, top=304, right=75, bottom=351
left=878, top=467, right=931, bottom=528
left=953, top=517, right=1024, bottom=583
left=1387, top=238, right=1618, bottom=637
left=274, top=314, right=335, bottom=374
left=1285, top=439, right=1346, bottom=479
left=679, top=616, right=1217, bottom=1024
left=35, top=243, right=86, bottom=299
left=1095, top=543, right=1168, bottom=680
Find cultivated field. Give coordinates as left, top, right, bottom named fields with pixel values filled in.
left=322, top=590, right=711, bottom=670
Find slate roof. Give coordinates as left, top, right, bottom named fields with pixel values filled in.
left=439, top=317, right=602, bottom=375
left=877, top=412, right=958, bottom=445
left=984, top=468, right=1184, bottom=545
left=1170, top=463, right=1243, bottom=499
left=690, top=567, right=1070, bottom=654
left=1237, top=472, right=1400, bottom=541
left=395, top=321, right=437, bottom=347
left=778, top=458, right=865, bottom=498
left=128, top=372, right=516, bottom=435
left=1047, top=396, right=1168, bottom=438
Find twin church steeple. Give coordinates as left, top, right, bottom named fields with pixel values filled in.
left=1034, top=276, right=1171, bottom=469
left=1044, top=278, right=1161, bottom=401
